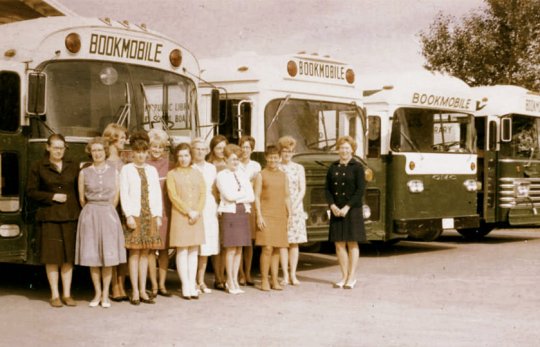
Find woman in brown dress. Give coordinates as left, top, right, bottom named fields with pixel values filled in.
left=254, top=145, right=291, bottom=291
left=27, top=133, right=81, bottom=307
left=167, top=143, right=206, bottom=300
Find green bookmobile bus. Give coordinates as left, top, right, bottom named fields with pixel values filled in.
left=0, top=8, right=201, bottom=263
left=466, top=85, right=540, bottom=238
left=362, top=72, right=480, bottom=242
left=198, top=52, right=371, bottom=243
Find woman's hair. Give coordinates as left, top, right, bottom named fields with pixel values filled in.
left=85, top=137, right=110, bottom=158
left=47, top=133, right=66, bottom=146
left=173, top=143, right=192, bottom=164
left=277, top=135, right=296, bottom=152
left=207, top=134, right=228, bottom=162
left=336, top=135, right=357, bottom=152
left=265, top=145, right=280, bottom=156
left=239, top=135, right=256, bottom=150
left=148, top=128, right=169, bottom=147
left=130, top=130, right=150, bottom=152
left=102, top=123, right=128, bottom=145
left=223, top=144, right=242, bottom=159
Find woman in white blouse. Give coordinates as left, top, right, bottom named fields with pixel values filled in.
left=216, top=144, right=255, bottom=294
left=119, top=132, right=162, bottom=305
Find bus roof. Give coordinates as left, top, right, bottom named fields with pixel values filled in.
left=200, top=52, right=360, bottom=100
left=473, top=85, right=540, bottom=117
left=0, top=0, right=76, bottom=24
left=0, top=16, right=199, bottom=76
left=360, top=70, right=478, bottom=113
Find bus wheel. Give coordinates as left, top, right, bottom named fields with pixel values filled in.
left=369, top=239, right=400, bottom=247
left=300, top=242, right=321, bottom=253
left=457, top=225, right=494, bottom=240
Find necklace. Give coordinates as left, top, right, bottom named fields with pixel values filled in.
left=93, top=164, right=108, bottom=174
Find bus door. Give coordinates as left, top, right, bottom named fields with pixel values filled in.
left=476, top=116, right=498, bottom=224
left=366, top=114, right=388, bottom=240
left=217, top=98, right=252, bottom=144
left=0, top=70, right=28, bottom=262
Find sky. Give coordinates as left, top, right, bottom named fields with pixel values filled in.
left=59, top=0, right=486, bottom=74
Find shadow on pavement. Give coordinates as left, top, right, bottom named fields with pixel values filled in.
left=438, top=229, right=540, bottom=245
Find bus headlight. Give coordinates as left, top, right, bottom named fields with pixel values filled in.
left=463, top=179, right=477, bottom=192
left=362, top=204, right=371, bottom=219
left=407, top=179, right=424, bottom=193
left=515, top=180, right=530, bottom=198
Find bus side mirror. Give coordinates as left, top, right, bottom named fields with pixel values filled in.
left=211, top=89, right=220, bottom=124
left=390, top=119, right=401, bottom=151
left=501, top=117, right=512, bottom=142
left=27, top=72, right=47, bottom=116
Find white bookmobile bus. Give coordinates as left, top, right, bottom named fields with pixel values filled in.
left=198, top=52, right=370, bottom=242
left=0, top=4, right=201, bottom=263
left=469, top=85, right=540, bottom=238
left=362, top=72, right=480, bottom=241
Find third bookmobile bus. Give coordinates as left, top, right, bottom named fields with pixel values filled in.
left=361, top=72, right=480, bottom=242
left=0, top=3, right=201, bottom=263
left=466, top=85, right=540, bottom=238
left=198, top=52, right=370, bottom=243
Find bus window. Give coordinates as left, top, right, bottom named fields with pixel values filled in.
left=0, top=152, right=19, bottom=212
left=500, top=115, right=540, bottom=159
left=392, top=108, right=474, bottom=154
left=218, top=99, right=252, bottom=142
left=0, top=72, right=20, bottom=132
left=488, top=120, right=497, bottom=151
left=368, top=116, right=381, bottom=158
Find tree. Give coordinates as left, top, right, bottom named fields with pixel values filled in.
left=418, top=0, right=540, bottom=90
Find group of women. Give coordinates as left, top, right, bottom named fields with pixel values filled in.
left=27, top=125, right=366, bottom=308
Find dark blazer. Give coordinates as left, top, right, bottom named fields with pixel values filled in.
left=27, top=157, right=81, bottom=222
left=324, top=158, right=365, bottom=209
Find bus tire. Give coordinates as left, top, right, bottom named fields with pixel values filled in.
left=457, top=224, right=494, bottom=240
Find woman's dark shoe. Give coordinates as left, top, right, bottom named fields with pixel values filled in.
left=246, top=280, right=255, bottom=286
left=110, top=295, right=128, bottom=302
left=214, top=281, right=226, bottom=291
left=129, top=298, right=140, bottom=306
left=181, top=295, right=191, bottom=300
left=140, top=297, right=155, bottom=304
left=148, top=290, right=158, bottom=300
left=158, top=288, right=172, bottom=297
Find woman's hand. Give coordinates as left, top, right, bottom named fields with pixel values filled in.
left=52, top=193, right=67, bottom=203
left=188, top=210, right=200, bottom=225
left=126, top=216, right=136, bottom=230
left=339, top=205, right=350, bottom=217
left=156, top=216, right=162, bottom=229
left=257, top=214, right=267, bottom=231
left=330, top=204, right=341, bottom=217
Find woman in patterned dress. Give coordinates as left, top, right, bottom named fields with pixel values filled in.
left=120, top=132, right=162, bottom=304
left=278, top=136, right=307, bottom=285
left=167, top=143, right=206, bottom=299
left=75, top=137, right=126, bottom=308
left=146, top=129, right=173, bottom=298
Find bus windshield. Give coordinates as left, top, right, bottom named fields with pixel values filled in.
left=500, top=115, right=540, bottom=159
left=265, top=98, right=363, bottom=154
left=31, top=61, right=197, bottom=138
left=391, top=108, right=475, bottom=153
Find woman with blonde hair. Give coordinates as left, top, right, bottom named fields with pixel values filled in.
left=102, top=123, right=129, bottom=302
left=324, top=136, right=366, bottom=289
left=278, top=136, right=307, bottom=285
left=191, top=138, right=220, bottom=294
left=146, top=129, right=173, bottom=297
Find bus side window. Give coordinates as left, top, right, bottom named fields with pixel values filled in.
left=0, top=152, right=20, bottom=212
left=0, top=72, right=20, bottom=132
left=368, top=116, right=381, bottom=158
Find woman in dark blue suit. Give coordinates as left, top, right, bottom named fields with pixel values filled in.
left=325, top=136, right=365, bottom=289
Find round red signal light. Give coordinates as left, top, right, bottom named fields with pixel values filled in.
left=170, top=49, right=182, bottom=68
left=65, top=33, right=81, bottom=54
left=345, top=68, right=355, bottom=84
left=287, top=60, right=298, bottom=77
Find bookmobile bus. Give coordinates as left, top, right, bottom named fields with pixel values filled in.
left=361, top=72, right=480, bottom=242
left=198, top=52, right=371, bottom=243
left=465, top=85, right=540, bottom=238
left=0, top=8, right=202, bottom=263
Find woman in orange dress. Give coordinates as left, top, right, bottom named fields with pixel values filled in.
left=254, top=145, right=291, bottom=291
